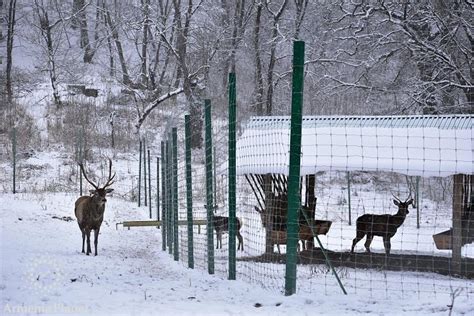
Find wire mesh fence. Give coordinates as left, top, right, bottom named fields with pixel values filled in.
left=161, top=107, right=473, bottom=298
left=158, top=39, right=473, bottom=300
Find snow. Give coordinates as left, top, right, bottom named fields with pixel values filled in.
left=1, top=191, right=474, bottom=315
left=236, top=118, right=473, bottom=177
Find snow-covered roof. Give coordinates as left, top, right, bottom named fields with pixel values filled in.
left=236, top=115, right=473, bottom=177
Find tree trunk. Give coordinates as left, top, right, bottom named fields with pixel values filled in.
left=104, top=3, right=131, bottom=86
left=140, top=0, right=150, bottom=87
left=265, top=0, right=287, bottom=115
left=173, top=0, right=203, bottom=148
left=6, top=0, right=17, bottom=106
left=74, top=0, right=94, bottom=63
left=35, top=2, right=61, bottom=107
left=253, top=3, right=264, bottom=115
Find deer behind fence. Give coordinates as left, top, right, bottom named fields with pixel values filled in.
left=211, top=213, right=244, bottom=251
left=351, top=196, right=413, bottom=255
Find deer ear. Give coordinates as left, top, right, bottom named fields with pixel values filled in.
left=89, top=190, right=96, bottom=195
left=105, top=188, right=114, bottom=194
left=393, top=199, right=400, bottom=206
left=407, top=199, right=414, bottom=205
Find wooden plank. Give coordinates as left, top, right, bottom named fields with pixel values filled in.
left=121, top=219, right=207, bottom=228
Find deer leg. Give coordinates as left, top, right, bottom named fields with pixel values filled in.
left=81, top=229, right=85, bottom=253
left=94, top=228, right=100, bottom=256
left=236, top=231, right=244, bottom=251
left=216, top=231, right=221, bottom=249
left=364, top=234, right=374, bottom=253
left=86, top=229, right=92, bottom=255
left=351, top=231, right=365, bottom=253
left=383, top=237, right=391, bottom=255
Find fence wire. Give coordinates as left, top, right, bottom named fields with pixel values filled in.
left=161, top=113, right=473, bottom=299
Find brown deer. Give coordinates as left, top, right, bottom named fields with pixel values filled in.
left=268, top=225, right=314, bottom=254
left=255, top=205, right=330, bottom=253
left=212, top=214, right=244, bottom=251
left=75, top=159, right=115, bottom=256
left=351, top=196, right=413, bottom=255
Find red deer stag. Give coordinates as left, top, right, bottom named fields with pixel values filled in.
left=212, top=214, right=244, bottom=251
left=351, top=196, right=413, bottom=255
left=75, top=159, right=115, bottom=256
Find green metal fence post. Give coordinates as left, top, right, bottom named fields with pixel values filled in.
left=78, top=130, right=83, bottom=196
left=228, top=73, right=237, bottom=280
left=285, top=40, right=305, bottom=296
left=12, top=127, right=16, bottom=194
left=185, top=115, right=194, bottom=269
left=156, top=156, right=160, bottom=221
left=148, top=149, right=152, bottom=218
left=161, top=141, right=166, bottom=251
left=205, top=99, right=215, bottom=275
left=143, top=139, right=148, bottom=207
left=172, top=127, right=179, bottom=261
left=416, top=176, right=420, bottom=229
left=347, top=172, right=352, bottom=226
left=166, top=138, right=173, bottom=255
left=138, top=140, right=142, bottom=207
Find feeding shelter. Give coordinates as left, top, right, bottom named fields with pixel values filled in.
left=236, top=115, right=473, bottom=267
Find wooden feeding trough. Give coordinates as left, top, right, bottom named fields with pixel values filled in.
left=433, top=229, right=453, bottom=250
left=433, top=224, right=474, bottom=250
left=245, top=173, right=332, bottom=253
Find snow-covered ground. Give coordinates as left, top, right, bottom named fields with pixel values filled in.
left=1, top=191, right=473, bottom=315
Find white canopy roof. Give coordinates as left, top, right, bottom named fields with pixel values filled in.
left=236, top=115, right=473, bottom=177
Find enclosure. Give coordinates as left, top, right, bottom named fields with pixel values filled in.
left=143, top=42, right=474, bottom=298
left=156, top=95, right=473, bottom=296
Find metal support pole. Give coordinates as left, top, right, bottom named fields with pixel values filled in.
left=416, top=176, right=420, bottom=229
left=205, top=99, right=215, bottom=275
left=301, top=210, right=347, bottom=295
left=78, top=131, right=83, bottom=196
left=228, top=72, right=237, bottom=280
left=148, top=149, right=152, bottom=218
left=143, top=139, right=148, bottom=207
left=138, top=140, right=142, bottom=207
left=285, top=41, right=305, bottom=296
left=12, top=127, right=16, bottom=194
left=166, top=139, right=173, bottom=255
left=172, top=128, right=179, bottom=261
left=156, top=157, right=160, bottom=221
left=452, top=174, right=463, bottom=275
left=161, top=141, right=166, bottom=251
left=347, top=172, right=352, bottom=226
left=185, top=115, right=194, bottom=269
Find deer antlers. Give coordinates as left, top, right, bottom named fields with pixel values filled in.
left=79, top=158, right=116, bottom=190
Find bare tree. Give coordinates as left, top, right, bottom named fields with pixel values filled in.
left=103, top=1, right=131, bottom=86
left=72, top=0, right=95, bottom=63
left=140, top=0, right=150, bottom=87
left=264, top=0, right=287, bottom=115
left=253, top=1, right=264, bottom=115
left=5, top=0, right=17, bottom=105
left=315, top=0, right=473, bottom=114
left=33, top=0, right=63, bottom=106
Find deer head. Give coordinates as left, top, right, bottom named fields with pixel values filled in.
left=79, top=159, right=116, bottom=207
left=392, top=195, right=413, bottom=215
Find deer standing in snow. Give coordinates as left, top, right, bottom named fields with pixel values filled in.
left=212, top=214, right=244, bottom=251
left=74, top=159, right=115, bottom=256
left=351, top=196, right=413, bottom=255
